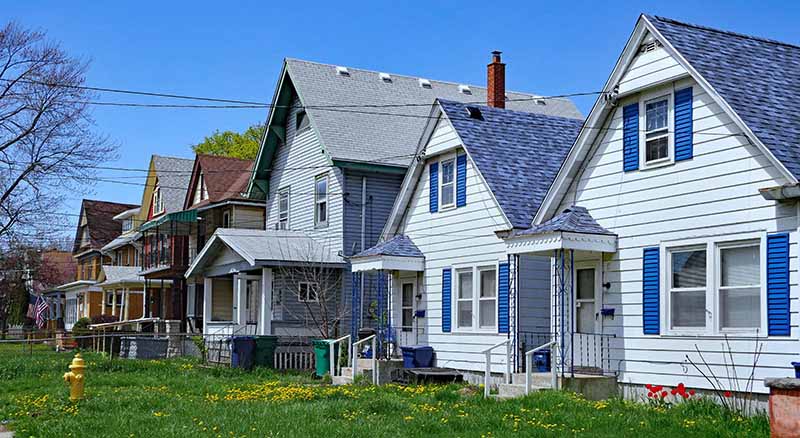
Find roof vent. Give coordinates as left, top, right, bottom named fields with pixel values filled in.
left=418, top=78, right=432, bottom=89
left=535, top=98, right=547, bottom=105
left=335, top=66, right=350, bottom=76
left=465, top=106, right=483, bottom=120
left=458, top=84, right=472, bottom=95
left=379, top=72, right=392, bottom=83
left=639, top=39, right=662, bottom=53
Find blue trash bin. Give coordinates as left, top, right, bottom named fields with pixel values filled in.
left=400, top=345, right=434, bottom=368
left=532, top=348, right=551, bottom=372
left=230, top=336, right=256, bottom=370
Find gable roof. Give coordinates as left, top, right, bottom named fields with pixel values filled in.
left=511, top=206, right=614, bottom=237
left=248, top=58, right=583, bottom=197
left=184, top=154, right=255, bottom=209
left=353, top=234, right=423, bottom=259
left=646, top=15, right=800, bottom=179
left=438, top=100, right=583, bottom=229
left=74, top=199, right=139, bottom=254
left=151, top=155, right=194, bottom=215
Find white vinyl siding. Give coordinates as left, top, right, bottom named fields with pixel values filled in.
left=553, top=65, right=798, bottom=393
left=265, top=95, right=344, bottom=254
left=393, top=119, right=550, bottom=373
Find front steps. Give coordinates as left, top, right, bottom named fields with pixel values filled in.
left=494, top=373, right=618, bottom=400
left=332, top=358, right=376, bottom=385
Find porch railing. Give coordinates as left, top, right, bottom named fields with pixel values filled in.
left=352, top=334, right=377, bottom=385
left=524, top=340, right=557, bottom=395
left=482, top=339, right=512, bottom=398
left=329, top=334, right=351, bottom=379
left=517, top=331, right=616, bottom=376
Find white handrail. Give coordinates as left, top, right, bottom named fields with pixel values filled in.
left=329, top=335, right=351, bottom=378
left=482, top=339, right=512, bottom=398
left=351, top=334, right=378, bottom=385
left=524, top=341, right=558, bottom=395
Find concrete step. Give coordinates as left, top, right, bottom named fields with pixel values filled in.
left=332, top=375, right=353, bottom=386
left=497, top=383, right=548, bottom=399
left=511, top=372, right=555, bottom=386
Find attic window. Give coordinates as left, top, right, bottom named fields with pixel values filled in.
left=296, top=110, right=310, bottom=131
left=418, top=79, right=432, bottom=89
left=639, top=39, right=662, bottom=53
left=379, top=72, right=392, bottom=83
left=458, top=85, right=472, bottom=95
left=335, top=66, right=350, bottom=76
left=465, top=106, right=483, bottom=120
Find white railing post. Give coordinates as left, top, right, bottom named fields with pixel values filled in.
left=329, top=341, right=335, bottom=377
left=525, top=351, right=532, bottom=395
left=551, top=342, right=558, bottom=390
left=484, top=351, right=492, bottom=398
left=371, top=336, right=377, bottom=385
left=482, top=339, right=511, bottom=398
left=523, top=340, right=557, bottom=395
left=351, top=334, right=378, bottom=385
left=505, top=342, right=512, bottom=384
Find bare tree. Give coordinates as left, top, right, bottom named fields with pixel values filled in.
left=0, top=22, right=115, bottom=243
left=276, top=240, right=346, bottom=339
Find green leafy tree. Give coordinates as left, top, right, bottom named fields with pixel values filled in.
left=192, top=124, right=265, bottom=160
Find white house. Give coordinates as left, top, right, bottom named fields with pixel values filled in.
left=504, top=14, right=800, bottom=397
left=351, top=97, right=583, bottom=378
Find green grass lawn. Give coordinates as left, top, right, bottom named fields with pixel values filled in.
left=0, top=343, right=769, bottom=437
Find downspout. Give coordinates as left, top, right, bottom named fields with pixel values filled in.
left=360, top=176, right=366, bottom=330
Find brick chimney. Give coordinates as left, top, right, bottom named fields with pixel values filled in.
left=487, top=51, right=505, bottom=108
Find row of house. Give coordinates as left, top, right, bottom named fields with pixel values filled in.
left=53, top=14, right=799, bottom=396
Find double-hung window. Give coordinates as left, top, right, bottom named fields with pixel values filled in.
left=277, top=188, right=290, bottom=230
left=439, top=157, right=455, bottom=209
left=314, top=174, right=328, bottom=227
left=454, top=265, right=498, bottom=331
left=669, top=247, right=707, bottom=330
left=152, top=181, right=164, bottom=215
left=644, top=95, right=670, bottom=163
left=666, top=236, right=763, bottom=334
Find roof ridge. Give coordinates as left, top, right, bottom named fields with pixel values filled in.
left=649, top=15, right=800, bottom=50
left=197, top=153, right=253, bottom=163
left=285, top=57, right=572, bottom=102
left=439, top=99, right=585, bottom=123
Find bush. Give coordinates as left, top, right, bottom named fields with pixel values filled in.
left=91, top=314, right=119, bottom=324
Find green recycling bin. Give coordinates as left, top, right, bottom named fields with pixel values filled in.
left=312, top=339, right=338, bottom=378
left=253, top=336, right=279, bottom=368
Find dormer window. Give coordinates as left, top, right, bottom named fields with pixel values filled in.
left=296, top=110, right=310, bottom=132
left=121, top=218, right=133, bottom=233
left=193, top=171, right=208, bottom=205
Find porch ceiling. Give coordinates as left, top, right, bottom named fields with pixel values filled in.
left=350, top=254, right=425, bottom=272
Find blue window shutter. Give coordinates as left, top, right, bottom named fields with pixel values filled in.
left=442, top=268, right=451, bottom=333
left=498, top=262, right=510, bottom=333
left=674, top=87, right=693, bottom=161
left=623, top=103, right=639, bottom=172
left=767, top=233, right=790, bottom=336
left=429, top=162, right=438, bottom=213
left=456, top=154, right=467, bottom=207
left=642, top=247, right=660, bottom=335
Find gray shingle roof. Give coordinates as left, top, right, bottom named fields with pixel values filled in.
left=511, top=206, right=614, bottom=237
left=647, top=15, right=800, bottom=179
left=438, top=100, right=583, bottom=229
left=152, top=155, right=194, bottom=214
left=354, top=235, right=423, bottom=259
left=286, top=58, right=583, bottom=167
left=98, top=266, right=144, bottom=287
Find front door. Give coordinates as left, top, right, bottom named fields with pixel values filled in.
left=245, top=279, right=261, bottom=326
left=398, top=281, right=416, bottom=347
left=573, top=264, right=601, bottom=371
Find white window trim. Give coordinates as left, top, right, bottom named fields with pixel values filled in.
left=638, top=85, right=675, bottom=170
left=438, top=154, right=457, bottom=211
left=314, top=174, right=328, bottom=228
left=659, top=232, right=767, bottom=337
left=153, top=183, right=165, bottom=215
left=298, top=282, right=319, bottom=303
left=277, top=187, right=290, bottom=230
left=452, top=262, right=499, bottom=333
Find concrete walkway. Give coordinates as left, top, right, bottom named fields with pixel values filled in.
left=0, top=431, right=13, bottom=438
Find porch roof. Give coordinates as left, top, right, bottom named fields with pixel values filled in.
left=139, top=209, right=197, bottom=232
left=185, top=228, right=345, bottom=278
left=506, top=206, right=618, bottom=255
left=351, top=235, right=425, bottom=272
left=97, top=266, right=144, bottom=288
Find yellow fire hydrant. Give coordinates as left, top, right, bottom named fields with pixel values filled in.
left=63, top=353, right=86, bottom=402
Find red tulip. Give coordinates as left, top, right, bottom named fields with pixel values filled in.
left=647, top=392, right=654, bottom=398
left=661, top=391, right=668, bottom=398
left=645, top=384, right=652, bottom=390
left=724, top=391, right=732, bottom=398
left=682, top=393, right=689, bottom=399
left=689, top=390, right=696, bottom=396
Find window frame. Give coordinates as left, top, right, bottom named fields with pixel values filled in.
left=638, top=86, right=675, bottom=170
left=152, top=182, right=165, bottom=215
left=452, top=263, right=499, bottom=333
left=660, top=233, right=767, bottom=336
left=296, top=110, right=310, bottom=132
left=666, top=245, right=708, bottom=333
left=277, top=187, right=290, bottom=230
left=314, top=173, right=328, bottom=228
left=298, top=282, right=319, bottom=303
left=222, top=210, right=230, bottom=228
left=438, top=154, right=456, bottom=210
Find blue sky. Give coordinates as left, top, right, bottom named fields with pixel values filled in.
left=5, top=0, right=799, bottom=234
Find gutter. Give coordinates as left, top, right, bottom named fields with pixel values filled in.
left=759, top=183, right=800, bottom=201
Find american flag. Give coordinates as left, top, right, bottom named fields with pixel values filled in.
left=34, top=296, right=49, bottom=329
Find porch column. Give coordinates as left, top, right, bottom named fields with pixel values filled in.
left=123, top=288, right=130, bottom=321
left=234, top=274, right=247, bottom=325
left=111, top=291, right=117, bottom=317
left=259, top=268, right=273, bottom=335
left=101, top=292, right=107, bottom=316
left=203, top=277, right=213, bottom=333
